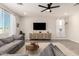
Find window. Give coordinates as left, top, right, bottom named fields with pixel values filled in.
left=0, top=8, right=10, bottom=34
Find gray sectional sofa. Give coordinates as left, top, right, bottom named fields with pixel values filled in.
left=0, top=34, right=65, bottom=56
left=0, top=35, right=25, bottom=55
left=40, top=43, right=65, bottom=56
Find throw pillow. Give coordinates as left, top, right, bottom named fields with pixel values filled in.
left=0, top=40, right=4, bottom=47
left=1, top=36, right=14, bottom=43
left=53, top=45, right=65, bottom=56
left=48, top=43, right=65, bottom=56
left=40, top=43, right=55, bottom=56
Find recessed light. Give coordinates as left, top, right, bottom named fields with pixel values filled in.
left=64, top=13, right=68, bottom=16
left=23, top=12, right=27, bottom=15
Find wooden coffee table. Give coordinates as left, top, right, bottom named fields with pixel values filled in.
left=16, top=42, right=50, bottom=56
left=26, top=42, right=39, bottom=54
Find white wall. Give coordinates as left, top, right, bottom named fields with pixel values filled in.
left=19, top=12, right=79, bottom=43
left=68, top=12, right=79, bottom=43
left=19, top=15, right=56, bottom=40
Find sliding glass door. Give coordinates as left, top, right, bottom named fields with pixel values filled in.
left=0, top=9, right=3, bottom=34
left=3, top=10, right=10, bottom=32
left=0, top=8, right=10, bottom=34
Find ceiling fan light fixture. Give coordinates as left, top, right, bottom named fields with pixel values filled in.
left=46, top=9, right=50, bottom=12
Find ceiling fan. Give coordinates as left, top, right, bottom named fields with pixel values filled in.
left=74, top=3, right=79, bottom=6
left=38, top=3, right=60, bottom=12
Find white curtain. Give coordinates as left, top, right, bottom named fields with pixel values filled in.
left=9, top=14, right=16, bottom=36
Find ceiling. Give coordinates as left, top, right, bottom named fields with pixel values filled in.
left=1, top=3, right=79, bottom=17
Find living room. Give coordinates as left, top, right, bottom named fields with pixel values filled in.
left=0, top=2, right=79, bottom=56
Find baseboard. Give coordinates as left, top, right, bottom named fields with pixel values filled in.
left=53, top=37, right=68, bottom=40
left=69, top=39, right=79, bottom=44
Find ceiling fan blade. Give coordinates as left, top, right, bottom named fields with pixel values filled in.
left=38, top=5, right=47, bottom=8
left=74, top=3, right=79, bottom=6
left=17, top=3, right=23, bottom=5
left=41, top=8, right=48, bottom=12
left=51, top=5, right=60, bottom=9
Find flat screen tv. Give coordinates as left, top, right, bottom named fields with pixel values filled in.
left=33, top=23, right=46, bottom=30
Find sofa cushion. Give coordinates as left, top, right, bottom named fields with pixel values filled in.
left=0, top=40, right=22, bottom=55
left=0, top=36, right=14, bottom=44
left=40, top=43, right=55, bottom=56
left=40, top=43, right=65, bottom=56
left=48, top=43, right=56, bottom=56
left=48, top=43, right=65, bottom=56
left=53, top=45, right=65, bottom=56
left=0, top=40, right=4, bottom=47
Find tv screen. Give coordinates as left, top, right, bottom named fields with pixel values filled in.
left=33, top=23, right=46, bottom=30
